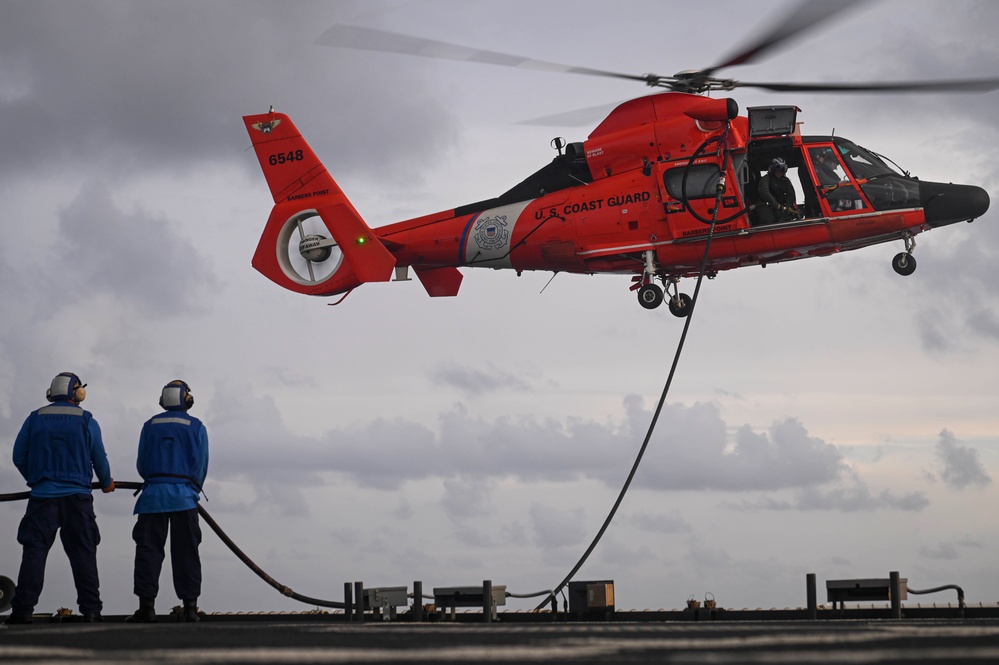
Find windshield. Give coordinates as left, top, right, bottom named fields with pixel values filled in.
left=834, top=139, right=899, bottom=180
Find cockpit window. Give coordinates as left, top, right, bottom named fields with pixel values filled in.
left=835, top=140, right=896, bottom=180
left=832, top=139, right=920, bottom=211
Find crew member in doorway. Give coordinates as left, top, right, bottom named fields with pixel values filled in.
left=126, top=380, right=209, bottom=623
left=6, top=372, right=115, bottom=625
left=757, top=157, right=800, bottom=224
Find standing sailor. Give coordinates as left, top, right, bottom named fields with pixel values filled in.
left=126, top=380, right=209, bottom=623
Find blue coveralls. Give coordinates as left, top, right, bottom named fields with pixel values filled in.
left=132, top=410, right=209, bottom=601
left=10, top=401, right=113, bottom=616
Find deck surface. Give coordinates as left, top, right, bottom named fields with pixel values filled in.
left=4, top=616, right=999, bottom=664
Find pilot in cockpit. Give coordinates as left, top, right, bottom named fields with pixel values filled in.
left=810, top=148, right=854, bottom=211
left=812, top=148, right=841, bottom=188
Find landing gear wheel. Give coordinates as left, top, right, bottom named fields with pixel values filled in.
left=892, top=252, right=916, bottom=276
left=0, top=575, right=15, bottom=613
left=669, top=292, right=693, bottom=318
left=638, top=283, right=664, bottom=310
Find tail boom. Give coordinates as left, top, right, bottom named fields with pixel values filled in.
left=244, top=111, right=395, bottom=296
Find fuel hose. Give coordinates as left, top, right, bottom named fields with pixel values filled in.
left=1, top=480, right=344, bottom=610
left=538, top=130, right=736, bottom=609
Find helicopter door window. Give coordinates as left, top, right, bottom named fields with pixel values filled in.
left=807, top=146, right=867, bottom=215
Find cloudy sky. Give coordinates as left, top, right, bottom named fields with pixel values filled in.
left=1, top=0, right=997, bottom=616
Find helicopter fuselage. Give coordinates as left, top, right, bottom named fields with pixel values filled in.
left=245, top=93, right=989, bottom=310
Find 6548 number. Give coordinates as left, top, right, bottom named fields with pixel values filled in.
left=268, top=150, right=304, bottom=166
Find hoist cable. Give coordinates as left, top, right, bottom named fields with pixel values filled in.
left=537, top=131, right=735, bottom=610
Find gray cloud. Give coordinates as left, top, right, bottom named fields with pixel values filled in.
left=529, top=502, right=587, bottom=548
left=628, top=399, right=846, bottom=492
left=629, top=511, right=692, bottom=535
left=429, top=361, right=533, bottom=397
left=968, top=309, right=999, bottom=341
left=203, top=388, right=903, bottom=507
left=0, top=1, right=457, bottom=182
left=56, top=182, right=218, bottom=317
left=731, top=482, right=929, bottom=513
left=918, top=542, right=960, bottom=561
left=441, top=477, right=494, bottom=520
left=792, top=484, right=928, bottom=512
left=935, top=429, right=992, bottom=490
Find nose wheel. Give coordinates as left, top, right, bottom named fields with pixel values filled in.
left=892, top=234, right=917, bottom=276
left=892, top=252, right=916, bottom=276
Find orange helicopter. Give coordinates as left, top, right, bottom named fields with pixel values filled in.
left=243, top=2, right=995, bottom=315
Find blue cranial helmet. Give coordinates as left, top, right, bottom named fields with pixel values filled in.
left=769, top=157, right=788, bottom=175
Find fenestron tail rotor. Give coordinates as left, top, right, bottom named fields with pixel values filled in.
left=277, top=211, right=344, bottom=286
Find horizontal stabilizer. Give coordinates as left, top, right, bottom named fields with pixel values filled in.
left=414, top=266, right=463, bottom=297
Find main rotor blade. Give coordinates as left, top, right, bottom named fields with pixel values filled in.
left=735, top=78, right=999, bottom=93
left=706, top=0, right=865, bottom=75
left=316, top=24, right=650, bottom=84
left=516, top=101, right=623, bottom=127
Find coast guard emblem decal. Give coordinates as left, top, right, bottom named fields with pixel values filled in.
left=473, top=215, right=510, bottom=252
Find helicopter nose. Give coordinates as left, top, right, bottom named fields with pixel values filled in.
left=920, top=181, right=990, bottom=227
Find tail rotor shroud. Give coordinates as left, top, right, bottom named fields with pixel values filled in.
left=277, top=210, right=344, bottom=286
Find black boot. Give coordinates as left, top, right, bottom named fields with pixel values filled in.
left=125, top=597, right=157, bottom=623
left=182, top=598, right=200, bottom=623
left=4, top=613, right=32, bottom=625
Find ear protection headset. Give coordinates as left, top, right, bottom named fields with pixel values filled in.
left=159, top=380, right=194, bottom=411
left=47, top=372, right=87, bottom=403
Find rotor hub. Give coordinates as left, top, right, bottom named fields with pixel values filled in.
left=300, top=234, right=333, bottom=263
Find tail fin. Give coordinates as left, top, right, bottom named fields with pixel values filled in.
left=243, top=110, right=395, bottom=296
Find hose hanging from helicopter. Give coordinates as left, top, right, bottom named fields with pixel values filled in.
left=681, top=134, right=748, bottom=226
left=538, top=127, right=737, bottom=609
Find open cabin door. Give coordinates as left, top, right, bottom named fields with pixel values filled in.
left=658, top=154, right=748, bottom=239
